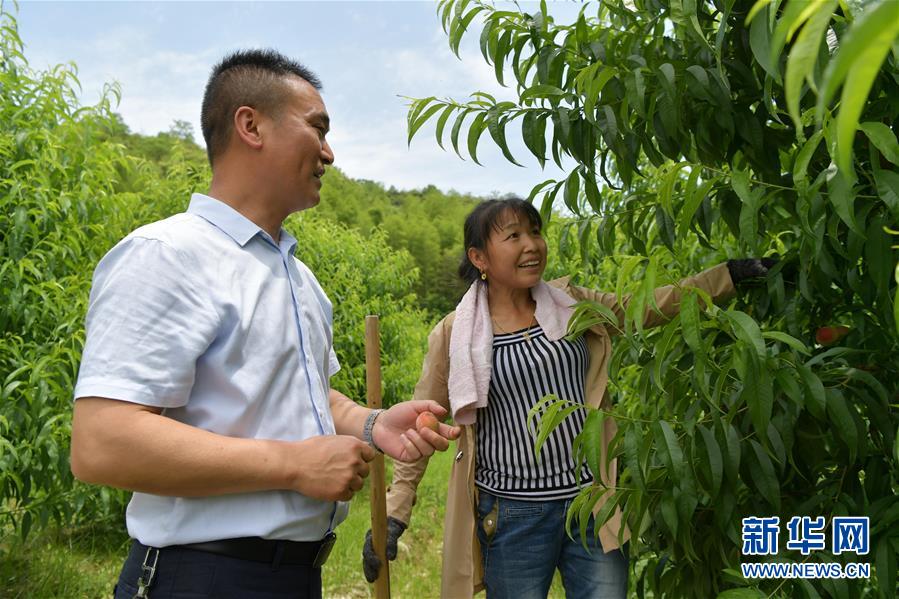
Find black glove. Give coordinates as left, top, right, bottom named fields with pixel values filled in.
left=727, top=257, right=777, bottom=285
left=362, top=516, right=407, bottom=583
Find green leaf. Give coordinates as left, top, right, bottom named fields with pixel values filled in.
left=842, top=367, right=889, bottom=405
left=866, top=216, right=893, bottom=296
left=653, top=315, right=682, bottom=393
left=793, top=129, right=824, bottom=184
left=748, top=439, right=780, bottom=510
left=797, top=364, right=826, bottom=419
left=816, top=0, right=899, bottom=169
left=466, top=110, right=488, bottom=165
left=586, top=67, right=617, bottom=122
left=562, top=167, right=581, bottom=214
left=717, top=589, right=765, bottom=599
left=749, top=4, right=778, bottom=81
left=660, top=490, right=679, bottom=537
left=895, top=419, right=899, bottom=465
left=775, top=367, right=805, bottom=408
left=742, top=352, right=773, bottom=440
left=874, top=168, right=899, bottom=217
left=678, top=178, right=715, bottom=237
left=826, top=389, right=858, bottom=463
left=641, top=257, right=659, bottom=316
left=407, top=97, right=438, bottom=145
left=596, top=105, right=618, bottom=150
left=762, top=331, right=810, bottom=355
left=623, top=426, right=646, bottom=492
left=519, top=84, right=565, bottom=104
left=835, top=12, right=899, bottom=174
left=732, top=168, right=765, bottom=252
left=768, top=0, right=812, bottom=81
left=660, top=161, right=690, bottom=218
left=745, top=0, right=773, bottom=26
left=486, top=105, right=522, bottom=166
left=582, top=170, right=601, bottom=213
left=785, top=0, right=836, bottom=132
left=726, top=310, right=766, bottom=358
left=698, top=425, right=724, bottom=498
left=685, top=65, right=711, bottom=101
left=721, top=422, right=741, bottom=483
left=434, top=104, right=457, bottom=150
left=860, top=122, right=899, bottom=167
left=680, top=290, right=703, bottom=354
left=522, top=111, right=547, bottom=167
left=656, top=420, right=685, bottom=479
left=532, top=398, right=583, bottom=459
left=826, top=168, right=865, bottom=235
left=449, top=6, right=487, bottom=57
left=493, top=28, right=512, bottom=86
left=658, top=63, right=676, bottom=98
left=450, top=108, right=473, bottom=159
left=478, top=14, right=495, bottom=63
left=580, top=408, right=606, bottom=480
left=874, top=539, right=897, bottom=599
left=895, top=262, right=899, bottom=336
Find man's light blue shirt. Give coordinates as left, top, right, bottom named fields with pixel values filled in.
left=74, top=193, right=348, bottom=546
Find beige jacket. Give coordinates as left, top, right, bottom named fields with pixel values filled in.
left=386, top=264, right=735, bottom=598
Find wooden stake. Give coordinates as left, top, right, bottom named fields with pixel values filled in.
left=365, top=315, right=390, bottom=599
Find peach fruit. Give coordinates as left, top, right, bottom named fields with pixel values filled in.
left=815, top=325, right=850, bottom=345
left=415, top=411, right=439, bottom=433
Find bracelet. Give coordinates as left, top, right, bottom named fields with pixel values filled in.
left=363, top=409, right=385, bottom=453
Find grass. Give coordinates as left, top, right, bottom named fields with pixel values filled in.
left=0, top=519, right=129, bottom=599
left=323, top=448, right=453, bottom=599
left=1, top=449, right=567, bottom=598
left=0, top=450, right=457, bottom=598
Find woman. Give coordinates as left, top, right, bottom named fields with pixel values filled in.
left=362, top=198, right=769, bottom=598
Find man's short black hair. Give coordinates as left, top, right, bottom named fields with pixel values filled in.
left=200, top=49, right=321, bottom=166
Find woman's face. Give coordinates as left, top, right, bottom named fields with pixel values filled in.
left=471, top=210, right=547, bottom=290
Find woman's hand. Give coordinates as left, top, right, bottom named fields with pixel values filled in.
left=372, top=401, right=461, bottom=462
left=727, top=257, right=777, bottom=285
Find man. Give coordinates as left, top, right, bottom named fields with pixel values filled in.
left=70, top=49, right=459, bottom=598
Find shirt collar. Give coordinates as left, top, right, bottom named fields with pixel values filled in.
left=188, top=193, right=297, bottom=254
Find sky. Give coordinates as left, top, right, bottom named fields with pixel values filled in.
left=13, top=0, right=583, bottom=198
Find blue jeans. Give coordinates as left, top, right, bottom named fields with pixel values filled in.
left=476, top=491, right=628, bottom=599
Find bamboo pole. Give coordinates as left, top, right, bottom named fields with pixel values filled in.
left=365, top=315, right=390, bottom=599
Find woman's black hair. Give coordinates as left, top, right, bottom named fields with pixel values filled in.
left=458, top=197, right=543, bottom=283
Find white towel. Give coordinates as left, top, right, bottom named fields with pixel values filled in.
left=448, top=280, right=577, bottom=424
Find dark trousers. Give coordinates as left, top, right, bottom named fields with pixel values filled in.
left=114, top=540, right=322, bottom=599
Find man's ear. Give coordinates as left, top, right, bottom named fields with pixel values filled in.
left=467, top=246, right=487, bottom=272
left=232, top=106, right=264, bottom=150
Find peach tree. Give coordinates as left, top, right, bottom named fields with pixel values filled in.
left=408, top=1, right=899, bottom=596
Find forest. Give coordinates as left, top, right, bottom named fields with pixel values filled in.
left=3, top=0, right=899, bottom=597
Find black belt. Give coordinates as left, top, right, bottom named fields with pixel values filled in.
left=159, top=533, right=337, bottom=567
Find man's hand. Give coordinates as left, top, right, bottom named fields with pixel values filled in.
left=362, top=516, right=407, bottom=583
left=291, top=435, right=377, bottom=501
left=372, top=401, right=461, bottom=462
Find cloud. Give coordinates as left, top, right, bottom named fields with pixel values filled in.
left=328, top=108, right=571, bottom=198
left=14, top=0, right=577, bottom=197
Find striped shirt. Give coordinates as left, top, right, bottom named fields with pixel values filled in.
left=474, top=325, right=593, bottom=500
